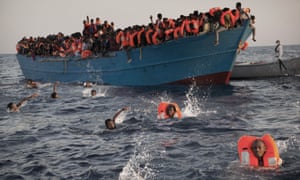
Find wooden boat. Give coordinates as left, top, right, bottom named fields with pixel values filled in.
left=231, top=57, right=300, bottom=79
left=17, top=21, right=252, bottom=86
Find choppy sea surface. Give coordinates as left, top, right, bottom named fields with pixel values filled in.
left=0, top=45, right=300, bottom=180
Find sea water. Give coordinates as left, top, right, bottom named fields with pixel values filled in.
left=0, top=45, right=299, bottom=179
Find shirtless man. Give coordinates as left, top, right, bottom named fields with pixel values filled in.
left=7, top=93, right=39, bottom=112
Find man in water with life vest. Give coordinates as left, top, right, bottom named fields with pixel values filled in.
left=157, top=102, right=182, bottom=120
left=238, top=134, right=283, bottom=168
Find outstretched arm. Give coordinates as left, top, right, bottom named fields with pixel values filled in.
left=53, top=82, right=59, bottom=93
left=17, top=93, right=39, bottom=107
left=112, top=107, right=128, bottom=122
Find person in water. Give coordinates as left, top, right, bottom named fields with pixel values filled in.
left=7, top=93, right=39, bottom=112
left=91, top=89, right=97, bottom=97
left=26, top=79, right=39, bottom=88
left=157, top=102, right=182, bottom=119
left=275, top=40, right=288, bottom=74
left=238, top=134, right=283, bottom=168
left=51, top=82, right=59, bottom=98
left=105, top=107, right=128, bottom=130
left=251, top=139, right=267, bottom=166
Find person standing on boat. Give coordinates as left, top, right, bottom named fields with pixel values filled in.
left=275, top=40, right=288, bottom=74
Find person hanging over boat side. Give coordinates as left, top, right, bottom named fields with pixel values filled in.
left=7, top=93, right=39, bottom=112
left=275, top=40, right=288, bottom=74
left=214, top=8, right=235, bottom=45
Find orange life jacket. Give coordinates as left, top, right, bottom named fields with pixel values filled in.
left=157, top=102, right=182, bottom=120
left=145, top=29, right=154, bottom=45
left=151, top=31, right=160, bottom=45
left=129, top=31, right=138, bottom=48
left=209, top=7, right=221, bottom=16
left=81, top=49, right=92, bottom=59
left=238, top=134, right=282, bottom=168
left=220, top=10, right=236, bottom=28
left=137, top=28, right=145, bottom=46
left=173, top=26, right=181, bottom=40
left=241, top=41, right=248, bottom=50
left=115, top=31, right=124, bottom=45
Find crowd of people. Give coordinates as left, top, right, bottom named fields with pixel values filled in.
left=16, top=2, right=255, bottom=59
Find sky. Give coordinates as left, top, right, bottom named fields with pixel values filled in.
left=1, top=0, right=300, bottom=53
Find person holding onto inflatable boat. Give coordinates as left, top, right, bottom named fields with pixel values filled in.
left=157, top=102, right=182, bottom=120
left=238, top=134, right=283, bottom=168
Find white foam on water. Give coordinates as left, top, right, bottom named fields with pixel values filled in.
left=119, top=135, right=156, bottom=180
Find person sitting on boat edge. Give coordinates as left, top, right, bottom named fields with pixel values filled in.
left=51, top=82, right=59, bottom=99
left=7, top=93, right=39, bottom=112
left=237, top=134, right=283, bottom=168
left=105, top=107, right=129, bottom=130
left=157, top=102, right=182, bottom=120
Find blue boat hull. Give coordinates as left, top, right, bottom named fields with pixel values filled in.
left=17, top=23, right=252, bottom=86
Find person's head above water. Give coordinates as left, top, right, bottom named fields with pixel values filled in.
left=251, top=139, right=266, bottom=158
left=166, top=104, right=176, bottom=118
left=105, top=119, right=116, bottom=129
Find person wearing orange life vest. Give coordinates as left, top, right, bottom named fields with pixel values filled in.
left=145, top=24, right=154, bottom=45
left=237, top=134, right=283, bottom=168
left=157, top=102, right=182, bottom=120
left=214, top=8, right=235, bottom=46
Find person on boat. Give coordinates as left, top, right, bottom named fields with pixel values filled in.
left=105, top=107, right=129, bottom=130
left=83, top=81, right=93, bottom=88
left=7, top=93, right=39, bottom=112
left=157, top=102, right=182, bottom=120
left=51, top=82, right=59, bottom=99
left=275, top=40, right=288, bottom=74
left=250, top=15, right=256, bottom=42
left=237, top=134, right=283, bottom=168
left=235, top=2, right=249, bottom=26
left=26, top=79, right=40, bottom=88
left=215, top=8, right=235, bottom=45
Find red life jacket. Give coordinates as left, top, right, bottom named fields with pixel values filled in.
left=238, top=134, right=282, bottom=168
left=157, top=102, right=182, bottom=120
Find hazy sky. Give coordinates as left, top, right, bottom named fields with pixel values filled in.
left=1, top=0, right=300, bottom=53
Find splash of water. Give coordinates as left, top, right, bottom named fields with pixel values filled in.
left=182, top=85, right=208, bottom=117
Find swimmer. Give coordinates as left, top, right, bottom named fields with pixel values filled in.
left=83, top=81, right=93, bottom=88
left=7, top=93, right=39, bottom=112
left=105, top=107, right=128, bottom=130
left=51, top=82, right=59, bottom=98
left=26, top=79, right=39, bottom=88
left=91, top=89, right=97, bottom=97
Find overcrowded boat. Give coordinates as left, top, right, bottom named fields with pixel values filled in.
left=16, top=4, right=253, bottom=86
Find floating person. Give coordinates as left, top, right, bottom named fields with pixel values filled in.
left=51, top=82, right=59, bottom=99
left=237, top=134, right=283, bottom=168
left=105, top=107, right=129, bottom=130
left=157, top=102, right=182, bottom=120
left=7, top=93, right=39, bottom=112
